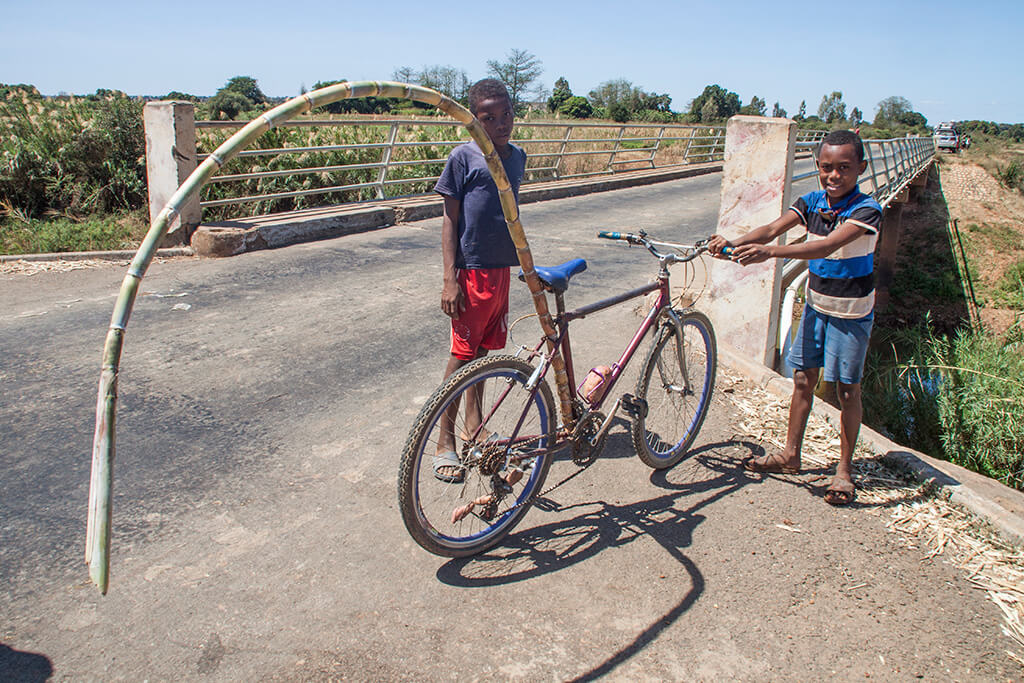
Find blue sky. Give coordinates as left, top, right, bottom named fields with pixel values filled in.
left=3, top=0, right=1021, bottom=124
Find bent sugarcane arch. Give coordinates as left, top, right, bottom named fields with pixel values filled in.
left=86, top=81, right=576, bottom=593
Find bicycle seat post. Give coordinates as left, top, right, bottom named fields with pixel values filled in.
left=553, top=290, right=567, bottom=318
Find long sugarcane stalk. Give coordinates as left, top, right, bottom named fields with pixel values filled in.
left=86, top=81, right=574, bottom=593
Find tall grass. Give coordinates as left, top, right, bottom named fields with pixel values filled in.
left=0, top=92, right=146, bottom=218
left=863, top=320, right=1024, bottom=489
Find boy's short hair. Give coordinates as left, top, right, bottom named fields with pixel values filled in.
left=468, top=79, right=512, bottom=115
left=819, top=129, right=864, bottom=162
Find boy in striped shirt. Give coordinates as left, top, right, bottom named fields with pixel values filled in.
left=709, top=130, right=882, bottom=506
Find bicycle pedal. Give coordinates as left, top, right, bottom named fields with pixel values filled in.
left=620, top=393, right=648, bottom=419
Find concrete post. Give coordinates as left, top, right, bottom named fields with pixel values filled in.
left=143, top=101, right=201, bottom=245
left=706, top=115, right=797, bottom=369
left=909, top=163, right=930, bottom=202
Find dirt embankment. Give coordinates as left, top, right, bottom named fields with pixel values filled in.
left=934, top=152, right=1024, bottom=333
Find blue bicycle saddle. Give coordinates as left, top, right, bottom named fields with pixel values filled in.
left=517, top=258, right=587, bottom=293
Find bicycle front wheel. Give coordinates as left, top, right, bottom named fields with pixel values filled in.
left=398, top=355, right=556, bottom=557
left=632, top=310, right=717, bottom=469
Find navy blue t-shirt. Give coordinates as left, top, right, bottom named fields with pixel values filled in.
left=434, top=141, right=527, bottom=269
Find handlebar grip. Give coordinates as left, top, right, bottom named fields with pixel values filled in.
left=597, top=231, right=621, bottom=240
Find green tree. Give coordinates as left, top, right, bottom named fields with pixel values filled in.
left=688, top=84, right=741, bottom=122
left=874, top=95, right=913, bottom=126
left=638, top=91, right=672, bottom=113
left=206, top=90, right=254, bottom=120
left=850, top=107, right=863, bottom=125
left=608, top=101, right=630, bottom=122
left=795, top=100, right=806, bottom=121
left=588, top=79, right=641, bottom=111
left=771, top=101, right=787, bottom=118
left=486, top=48, right=544, bottom=113
left=222, top=76, right=266, bottom=105
left=740, top=95, right=767, bottom=116
left=418, top=65, right=470, bottom=101
left=392, top=66, right=416, bottom=84
left=163, top=91, right=199, bottom=102
left=559, top=95, right=593, bottom=119
left=548, top=77, right=572, bottom=112
left=898, top=110, right=928, bottom=128
left=817, top=91, right=846, bottom=123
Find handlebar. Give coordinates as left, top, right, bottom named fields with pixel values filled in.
left=597, top=229, right=709, bottom=265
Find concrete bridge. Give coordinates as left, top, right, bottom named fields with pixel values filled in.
left=3, top=154, right=1023, bottom=678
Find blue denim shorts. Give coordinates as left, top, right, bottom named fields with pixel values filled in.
left=786, top=304, right=873, bottom=384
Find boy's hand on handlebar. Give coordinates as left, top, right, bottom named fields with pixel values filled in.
left=707, top=234, right=733, bottom=258
left=441, top=280, right=465, bottom=318
left=731, top=243, right=774, bottom=266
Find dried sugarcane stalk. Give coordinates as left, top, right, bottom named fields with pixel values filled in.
left=86, top=81, right=572, bottom=593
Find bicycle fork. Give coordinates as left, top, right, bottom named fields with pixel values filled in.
left=663, top=309, right=692, bottom=395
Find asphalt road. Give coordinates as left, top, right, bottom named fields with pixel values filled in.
left=1, top=174, right=1017, bottom=680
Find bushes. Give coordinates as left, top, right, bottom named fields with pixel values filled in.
left=995, top=160, right=1024, bottom=193
left=557, top=96, right=592, bottom=119
left=0, top=93, right=146, bottom=219
left=993, top=260, right=1024, bottom=309
left=932, top=325, right=1024, bottom=488
left=864, top=320, right=1024, bottom=490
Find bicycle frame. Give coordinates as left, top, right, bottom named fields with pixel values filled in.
left=487, top=263, right=679, bottom=459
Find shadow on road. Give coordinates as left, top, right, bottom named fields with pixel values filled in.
left=0, top=643, right=53, bottom=683
left=435, top=439, right=764, bottom=680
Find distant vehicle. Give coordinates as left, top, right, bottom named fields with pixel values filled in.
left=934, top=123, right=961, bottom=152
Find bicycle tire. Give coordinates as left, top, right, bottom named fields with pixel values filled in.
left=398, top=355, right=556, bottom=557
left=631, top=310, right=717, bottom=469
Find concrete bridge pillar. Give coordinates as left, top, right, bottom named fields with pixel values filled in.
left=874, top=187, right=909, bottom=312
left=706, top=115, right=797, bottom=368
left=143, top=101, right=201, bottom=245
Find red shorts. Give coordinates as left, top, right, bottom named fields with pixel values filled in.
left=451, top=268, right=510, bottom=360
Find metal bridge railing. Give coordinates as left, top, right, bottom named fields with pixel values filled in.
left=194, top=118, right=735, bottom=216
left=790, top=134, right=934, bottom=208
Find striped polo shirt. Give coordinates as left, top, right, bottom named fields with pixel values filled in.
left=790, top=186, right=883, bottom=319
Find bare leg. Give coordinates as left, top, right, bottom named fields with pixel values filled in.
left=435, top=350, right=489, bottom=479
left=826, top=381, right=860, bottom=505
left=436, top=354, right=470, bottom=454
left=745, top=367, right=817, bottom=472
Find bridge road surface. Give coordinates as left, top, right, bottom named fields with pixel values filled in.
left=1, top=175, right=1017, bottom=681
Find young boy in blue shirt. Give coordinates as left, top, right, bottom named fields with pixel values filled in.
left=709, top=130, right=882, bottom=505
left=431, top=79, right=527, bottom=482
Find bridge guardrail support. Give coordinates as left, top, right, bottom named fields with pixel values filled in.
left=874, top=187, right=910, bottom=312
left=707, top=115, right=796, bottom=369
left=143, top=101, right=202, bottom=245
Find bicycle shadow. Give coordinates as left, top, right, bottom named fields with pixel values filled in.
left=435, top=440, right=762, bottom=679
left=436, top=440, right=761, bottom=587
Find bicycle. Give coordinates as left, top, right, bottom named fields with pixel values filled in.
left=398, top=231, right=718, bottom=557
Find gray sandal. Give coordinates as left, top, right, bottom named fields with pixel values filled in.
left=432, top=450, right=465, bottom=483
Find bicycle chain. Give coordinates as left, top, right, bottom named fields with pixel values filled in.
left=470, top=419, right=603, bottom=519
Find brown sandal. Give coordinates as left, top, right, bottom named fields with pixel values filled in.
left=824, top=486, right=856, bottom=506
left=743, top=456, right=800, bottom=475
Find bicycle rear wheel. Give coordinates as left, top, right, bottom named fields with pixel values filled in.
left=398, top=355, right=556, bottom=557
left=632, top=310, right=717, bottom=469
